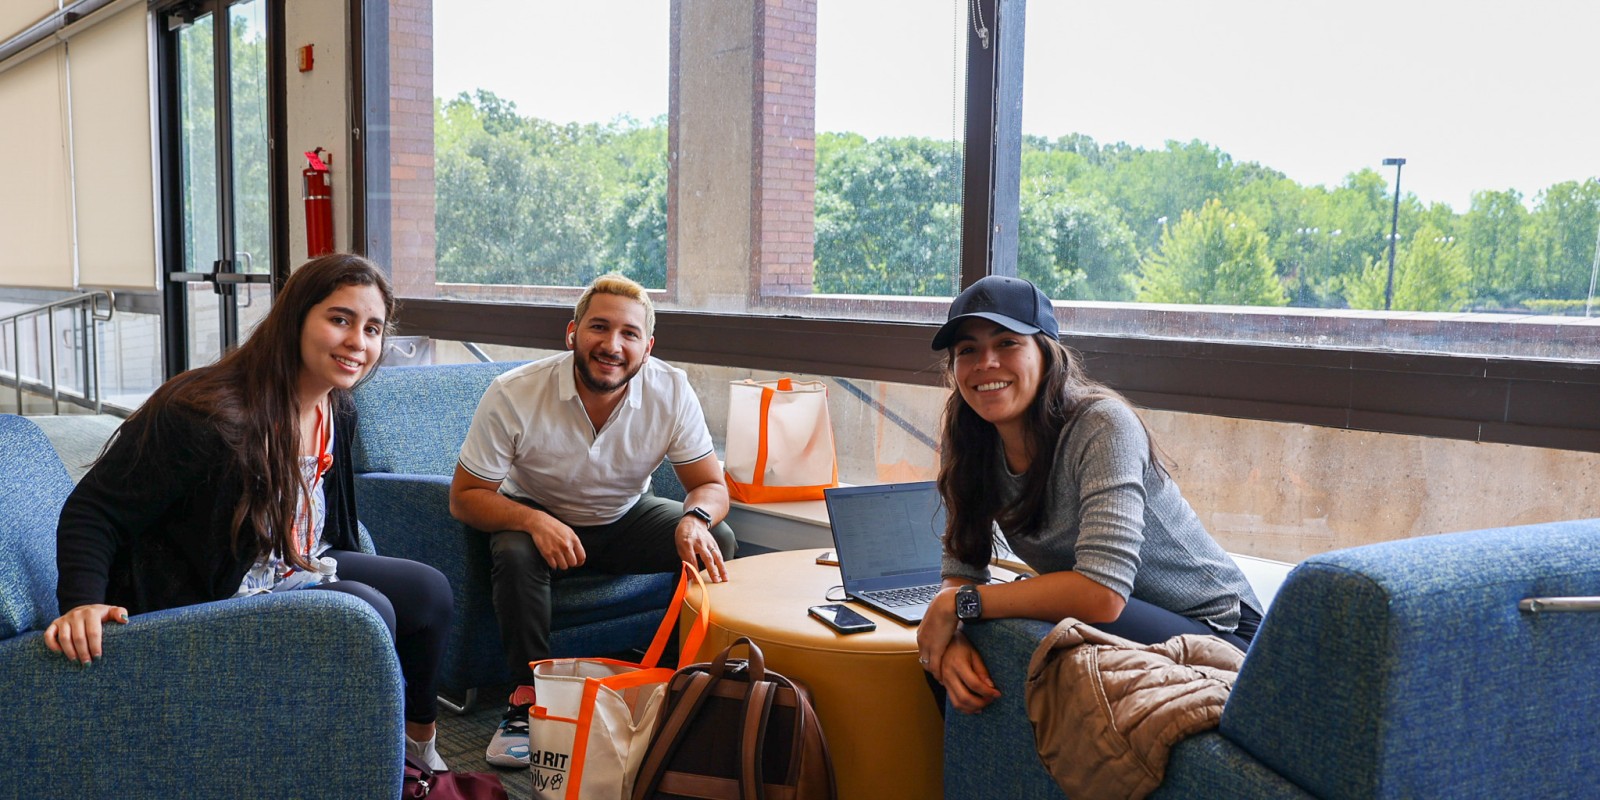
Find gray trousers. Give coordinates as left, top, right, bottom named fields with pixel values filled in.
left=488, top=494, right=737, bottom=684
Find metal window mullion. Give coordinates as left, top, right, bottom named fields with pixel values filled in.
left=958, top=0, right=1025, bottom=287
left=212, top=3, right=240, bottom=351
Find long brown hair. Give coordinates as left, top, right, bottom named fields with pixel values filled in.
left=935, top=333, right=1164, bottom=568
left=109, top=253, right=395, bottom=569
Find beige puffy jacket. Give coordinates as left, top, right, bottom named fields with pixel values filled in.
left=1024, top=619, right=1244, bottom=800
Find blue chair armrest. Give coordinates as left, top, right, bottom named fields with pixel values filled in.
left=357, top=519, right=377, bottom=554
left=947, top=619, right=1316, bottom=800
left=0, top=592, right=403, bottom=800
left=1152, top=732, right=1314, bottom=799
left=944, top=617, right=1064, bottom=800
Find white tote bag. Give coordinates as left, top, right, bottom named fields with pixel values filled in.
left=528, top=563, right=710, bottom=800
left=723, top=378, right=839, bottom=503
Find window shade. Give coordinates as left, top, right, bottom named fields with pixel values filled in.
left=0, top=46, right=74, bottom=289
left=67, top=5, right=157, bottom=290
left=0, top=2, right=57, bottom=44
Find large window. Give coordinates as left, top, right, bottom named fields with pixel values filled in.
left=1019, top=1, right=1600, bottom=359
left=429, top=1, right=669, bottom=291
left=367, top=0, right=1600, bottom=453
left=385, top=0, right=964, bottom=323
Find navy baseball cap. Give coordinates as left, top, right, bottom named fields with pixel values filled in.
left=930, top=275, right=1059, bottom=350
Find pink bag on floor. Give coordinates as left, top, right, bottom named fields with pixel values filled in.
left=403, top=756, right=509, bottom=799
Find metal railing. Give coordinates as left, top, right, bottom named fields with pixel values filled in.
left=1, top=290, right=115, bottom=415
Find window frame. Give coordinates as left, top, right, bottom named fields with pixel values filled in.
left=362, top=0, right=1600, bottom=454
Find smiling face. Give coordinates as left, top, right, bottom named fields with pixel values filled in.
left=951, top=319, right=1045, bottom=435
left=568, top=292, right=654, bottom=395
left=296, top=282, right=386, bottom=403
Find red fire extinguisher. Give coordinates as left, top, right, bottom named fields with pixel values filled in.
left=303, top=148, right=334, bottom=258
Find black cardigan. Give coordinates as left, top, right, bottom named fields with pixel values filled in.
left=55, top=398, right=362, bottom=614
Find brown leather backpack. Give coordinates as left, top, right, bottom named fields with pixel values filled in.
left=631, top=637, right=836, bottom=800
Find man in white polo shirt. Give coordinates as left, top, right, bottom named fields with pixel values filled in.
left=448, top=272, right=736, bottom=769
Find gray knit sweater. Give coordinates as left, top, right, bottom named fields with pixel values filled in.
left=941, top=399, right=1261, bottom=633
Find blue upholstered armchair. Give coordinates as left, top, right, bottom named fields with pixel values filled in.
left=0, top=414, right=404, bottom=799
left=944, top=520, right=1600, bottom=799
left=351, top=361, right=680, bottom=710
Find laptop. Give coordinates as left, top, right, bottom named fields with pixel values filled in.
left=823, top=482, right=948, bottom=626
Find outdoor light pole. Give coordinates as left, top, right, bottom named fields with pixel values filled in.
left=1382, top=157, right=1406, bottom=311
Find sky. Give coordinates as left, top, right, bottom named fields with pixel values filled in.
left=432, top=0, right=1600, bottom=213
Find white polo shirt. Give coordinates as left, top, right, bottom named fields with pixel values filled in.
left=457, top=352, right=715, bottom=527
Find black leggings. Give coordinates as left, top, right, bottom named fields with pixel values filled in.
left=307, top=550, right=453, bottom=725
left=1097, top=595, right=1260, bottom=651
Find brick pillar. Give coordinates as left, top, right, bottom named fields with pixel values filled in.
left=751, top=0, right=816, bottom=297
left=388, top=0, right=436, bottom=298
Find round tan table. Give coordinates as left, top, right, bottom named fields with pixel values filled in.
left=680, top=549, right=943, bottom=800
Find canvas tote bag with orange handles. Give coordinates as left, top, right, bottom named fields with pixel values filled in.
left=723, top=378, right=839, bottom=503
left=527, top=562, right=712, bottom=800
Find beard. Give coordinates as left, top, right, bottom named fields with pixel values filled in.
left=573, top=348, right=644, bottom=394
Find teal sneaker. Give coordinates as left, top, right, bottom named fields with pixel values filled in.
left=485, top=685, right=535, bottom=769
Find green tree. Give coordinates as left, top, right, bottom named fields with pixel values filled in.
left=1135, top=200, right=1288, bottom=306
left=433, top=92, right=668, bottom=287
left=1093, top=140, right=1241, bottom=253
left=1227, top=173, right=1323, bottom=304
left=813, top=133, right=962, bottom=296
left=1461, top=188, right=1531, bottom=305
left=1523, top=180, right=1600, bottom=301
left=1017, top=179, right=1138, bottom=301
left=604, top=121, right=669, bottom=288
left=1345, top=223, right=1469, bottom=311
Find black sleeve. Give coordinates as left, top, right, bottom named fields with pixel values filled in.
left=322, top=398, right=362, bottom=552
left=55, top=404, right=226, bottom=611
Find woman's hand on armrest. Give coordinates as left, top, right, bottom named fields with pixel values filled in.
left=44, top=604, right=128, bottom=665
left=939, top=632, right=1001, bottom=714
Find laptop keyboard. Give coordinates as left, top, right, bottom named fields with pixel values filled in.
left=863, top=584, right=940, bottom=607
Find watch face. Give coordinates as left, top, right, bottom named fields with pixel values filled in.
left=686, top=507, right=712, bottom=524
left=956, top=586, right=981, bottom=619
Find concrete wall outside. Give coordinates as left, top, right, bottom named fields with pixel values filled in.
left=670, top=0, right=757, bottom=311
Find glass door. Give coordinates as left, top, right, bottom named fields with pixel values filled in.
left=161, top=0, right=274, bottom=375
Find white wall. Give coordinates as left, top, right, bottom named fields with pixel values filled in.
left=283, top=0, right=353, bottom=266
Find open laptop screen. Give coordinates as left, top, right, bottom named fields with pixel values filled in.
left=824, top=482, right=947, bottom=592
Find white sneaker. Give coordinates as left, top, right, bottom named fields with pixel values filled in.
left=406, top=731, right=449, bottom=772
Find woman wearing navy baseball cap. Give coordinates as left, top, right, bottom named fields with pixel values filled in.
left=918, top=276, right=1262, bottom=714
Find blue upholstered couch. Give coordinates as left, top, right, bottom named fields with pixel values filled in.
left=944, top=519, right=1600, bottom=799
left=0, top=414, right=405, bottom=798
left=351, top=361, right=680, bottom=709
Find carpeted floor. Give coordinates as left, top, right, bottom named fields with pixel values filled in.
left=436, top=685, right=530, bottom=798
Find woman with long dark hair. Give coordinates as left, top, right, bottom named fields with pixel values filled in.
left=46, top=254, right=454, bottom=768
left=917, top=276, right=1262, bottom=714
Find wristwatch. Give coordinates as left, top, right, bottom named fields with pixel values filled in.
left=683, top=506, right=713, bottom=526
left=955, top=584, right=984, bottom=622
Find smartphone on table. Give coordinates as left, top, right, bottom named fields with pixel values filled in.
left=808, top=603, right=876, bottom=634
